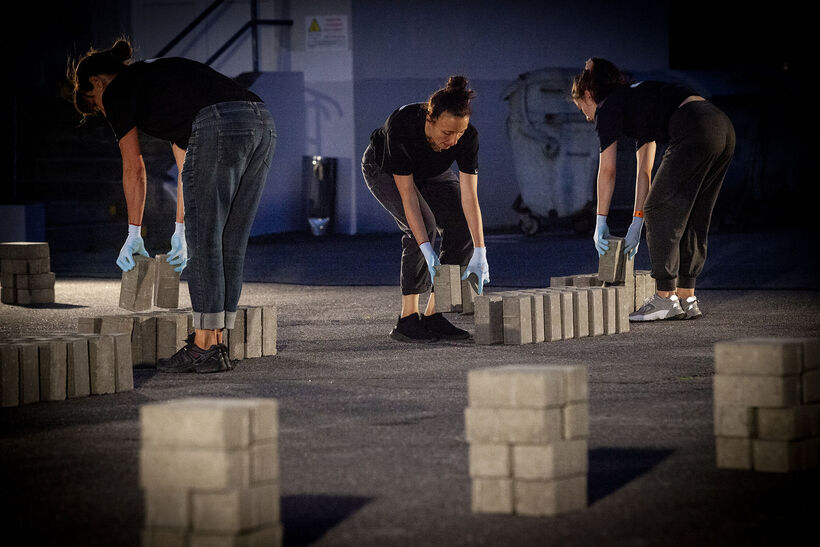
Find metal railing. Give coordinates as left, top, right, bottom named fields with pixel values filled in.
left=155, top=0, right=293, bottom=72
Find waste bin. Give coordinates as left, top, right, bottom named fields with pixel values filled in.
left=302, top=156, right=337, bottom=236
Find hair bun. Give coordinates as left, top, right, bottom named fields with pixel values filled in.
left=446, top=75, right=468, bottom=92
left=109, top=39, right=133, bottom=63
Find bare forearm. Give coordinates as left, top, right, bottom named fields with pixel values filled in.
left=459, top=173, right=485, bottom=247
left=596, top=173, right=616, bottom=216
left=123, top=161, right=147, bottom=225
left=634, top=142, right=656, bottom=212
left=176, top=175, right=185, bottom=223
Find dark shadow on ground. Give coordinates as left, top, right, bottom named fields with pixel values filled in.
left=588, top=447, right=674, bottom=505
left=282, top=494, right=373, bottom=546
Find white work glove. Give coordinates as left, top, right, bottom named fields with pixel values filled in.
left=623, top=216, right=644, bottom=259
left=461, top=246, right=490, bottom=295
left=593, top=214, right=610, bottom=256
left=167, top=222, right=188, bottom=273
left=419, top=241, right=440, bottom=286
left=116, top=224, right=149, bottom=272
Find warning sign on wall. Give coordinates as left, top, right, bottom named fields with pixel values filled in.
left=305, top=15, right=348, bottom=51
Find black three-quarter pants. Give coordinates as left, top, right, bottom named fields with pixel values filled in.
left=361, top=144, right=473, bottom=295
left=644, top=100, right=736, bottom=292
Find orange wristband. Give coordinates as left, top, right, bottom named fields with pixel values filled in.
left=633, top=210, right=644, bottom=218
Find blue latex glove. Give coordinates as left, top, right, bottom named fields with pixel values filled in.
left=167, top=222, right=188, bottom=273
left=461, top=246, right=490, bottom=295
left=419, top=241, right=440, bottom=286
left=116, top=224, right=149, bottom=272
left=593, top=214, right=610, bottom=256
left=623, top=216, right=644, bottom=259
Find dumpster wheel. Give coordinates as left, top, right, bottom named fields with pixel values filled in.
left=518, top=212, right=540, bottom=236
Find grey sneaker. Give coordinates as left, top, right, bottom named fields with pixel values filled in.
left=629, top=293, right=685, bottom=322
left=681, top=296, right=702, bottom=319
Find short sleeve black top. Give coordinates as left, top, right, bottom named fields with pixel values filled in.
left=369, top=103, right=479, bottom=180
left=594, top=80, right=697, bottom=152
left=101, top=57, right=262, bottom=149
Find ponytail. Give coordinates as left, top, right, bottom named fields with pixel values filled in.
left=571, top=57, right=627, bottom=104
left=427, top=75, right=476, bottom=119
left=68, top=37, right=134, bottom=116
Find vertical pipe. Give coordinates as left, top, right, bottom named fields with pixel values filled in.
left=251, top=0, right=259, bottom=72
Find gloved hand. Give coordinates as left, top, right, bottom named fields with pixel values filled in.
left=623, top=216, right=645, bottom=259
left=419, top=241, right=441, bottom=286
left=461, top=246, right=490, bottom=295
left=167, top=222, right=188, bottom=273
left=593, top=214, right=610, bottom=256
left=116, top=224, right=149, bottom=272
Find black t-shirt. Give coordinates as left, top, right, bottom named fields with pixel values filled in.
left=369, top=103, right=479, bottom=180
left=102, top=57, right=262, bottom=148
left=594, top=80, right=697, bottom=152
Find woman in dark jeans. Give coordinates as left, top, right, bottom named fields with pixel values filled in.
left=571, top=58, right=735, bottom=321
left=70, top=39, right=276, bottom=372
left=362, top=76, right=490, bottom=343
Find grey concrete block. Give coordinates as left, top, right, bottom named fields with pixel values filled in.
left=37, top=339, right=67, bottom=401
left=112, top=333, right=133, bottom=392
left=716, top=436, right=752, bottom=469
left=714, top=338, right=806, bottom=376
left=251, top=441, right=279, bottom=483
left=803, top=370, right=820, bottom=403
left=713, top=374, right=802, bottom=408
left=512, top=440, right=587, bottom=479
left=192, top=482, right=280, bottom=533
left=464, top=407, right=563, bottom=444
left=131, top=314, right=157, bottom=367
left=139, top=446, right=251, bottom=490
left=433, top=264, right=462, bottom=312
left=0, top=242, right=50, bottom=260
left=63, top=336, right=91, bottom=398
left=0, top=344, right=20, bottom=407
left=0, top=271, right=14, bottom=287
left=502, top=293, right=533, bottom=345
left=262, top=305, right=278, bottom=357
left=88, top=335, right=116, bottom=395
left=601, top=286, right=617, bottom=335
left=598, top=237, right=624, bottom=283
left=549, top=276, right=573, bottom=287
left=157, top=314, right=189, bottom=361
left=567, top=288, right=589, bottom=338
left=143, top=488, right=190, bottom=529
left=13, top=272, right=56, bottom=290
left=77, top=316, right=102, bottom=334
left=757, top=404, right=820, bottom=440
left=153, top=254, right=180, bottom=309
left=548, top=289, right=574, bottom=340
left=469, top=444, right=512, bottom=478
left=585, top=287, right=604, bottom=336
left=523, top=292, right=545, bottom=343
left=468, top=365, right=571, bottom=408
left=13, top=287, right=55, bottom=305
left=243, top=307, right=263, bottom=359
left=614, top=286, right=631, bottom=333
left=188, top=524, right=283, bottom=547
left=714, top=406, right=757, bottom=437
left=0, top=287, right=14, bottom=304
left=119, top=255, right=156, bottom=311
left=474, top=294, right=503, bottom=345
left=562, top=402, right=589, bottom=439
left=752, top=438, right=815, bottom=472
left=18, top=343, right=39, bottom=404
left=614, top=247, right=635, bottom=286
left=0, top=257, right=50, bottom=274
left=471, top=477, right=513, bottom=514
left=100, top=315, right=135, bottom=336
left=229, top=308, right=246, bottom=361
left=539, top=290, right=562, bottom=342
left=514, top=475, right=587, bottom=516
left=141, top=527, right=187, bottom=547
left=460, top=266, right=478, bottom=315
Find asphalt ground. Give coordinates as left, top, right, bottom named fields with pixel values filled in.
left=1, top=230, right=819, bottom=546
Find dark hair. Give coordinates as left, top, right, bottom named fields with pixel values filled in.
left=571, top=57, right=627, bottom=103
left=427, top=75, right=475, bottom=120
left=68, top=38, right=133, bottom=118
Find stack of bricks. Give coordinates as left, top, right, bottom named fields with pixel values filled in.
left=713, top=337, right=820, bottom=472
left=473, top=285, right=629, bottom=345
left=120, top=254, right=181, bottom=312
left=0, top=331, right=133, bottom=407
left=465, top=365, right=589, bottom=516
left=433, top=264, right=479, bottom=315
left=0, top=242, right=56, bottom=305
left=140, top=397, right=282, bottom=545
left=78, top=305, right=278, bottom=367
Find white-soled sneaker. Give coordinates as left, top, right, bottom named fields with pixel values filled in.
left=681, top=296, right=702, bottom=320
left=629, top=293, right=685, bottom=322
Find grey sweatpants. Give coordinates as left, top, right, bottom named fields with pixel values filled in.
left=644, top=100, right=735, bottom=292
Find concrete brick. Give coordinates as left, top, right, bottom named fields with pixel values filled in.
left=474, top=294, right=503, bottom=345
left=585, top=287, right=604, bottom=336
left=530, top=290, right=561, bottom=342
left=601, top=286, right=617, bottom=335
left=803, top=370, right=820, bottom=403
left=614, top=286, right=631, bottom=333
left=468, top=443, right=511, bottom=478
left=0, top=344, right=20, bottom=407
left=548, top=289, right=574, bottom=339
left=157, top=314, right=189, bottom=360
left=131, top=314, right=157, bottom=367
left=112, top=332, right=133, bottom=392
left=460, top=265, right=478, bottom=315
left=502, top=293, right=533, bottom=345
left=77, top=316, right=102, bottom=334
left=139, top=446, right=251, bottom=490
left=598, top=237, right=624, bottom=283
left=0, top=242, right=50, bottom=260
left=464, top=407, right=563, bottom=444
left=715, top=436, right=752, bottom=469
left=803, top=338, right=820, bottom=370
left=513, top=440, right=587, bottom=480
left=714, top=338, right=805, bottom=376
left=229, top=308, right=246, bottom=361
left=37, top=339, right=67, bottom=401
left=566, top=288, right=589, bottom=338
left=262, top=306, right=278, bottom=356
left=634, top=270, right=654, bottom=310
left=571, top=274, right=603, bottom=287
left=243, top=307, right=262, bottom=359
left=0, top=271, right=13, bottom=287
left=100, top=315, right=135, bottom=336
left=119, top=255, right=156, bottom=311
left=0, top=258, right=50, bottom=274
left=153, top=254, right=180, bottom=308
left=752, top=438, right=814, bottom=472
left=142, top=527, right=187, bottom=547
left=18, top=343, right=39, bottom=404
left=88, top=335, right=116, bottom=395
left=471, top=477, right=513, bottom=514
left=714, top=406, right=756, bottom=437
left=713, top=374, right=801, bottom=408
left=144, top=488, right=190, bottom=528
left=0, top=286, right=14, bottom=304
left=251, top=441, right=279, bottom=483
left=433, top=264, right=462, bottom=312
left=188, top=524, right=283, bottom=547
left=63, top=336, right=91, bottom=398
left=468, top=365, right=568, bottom=408
left=192, top=482, right=280, bottom=533
left=523, top=292, right=545, bottom=343
left=13, top=272, right=55, bottom=290
left=757, top=404, right=820, bottom=440
left=514, top=475, right=587, bottom=516
left=564, top=366, right=589, bottom=402
left=563, top=402, right=589, bottom=439
left=549, top=275, right=573, bottom=287
left=615, top=250, right=635, bottom=287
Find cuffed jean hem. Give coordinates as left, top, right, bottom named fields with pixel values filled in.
left=192, top=311, right=237, bottom=330
left=655, top=277, right=678, bottom=292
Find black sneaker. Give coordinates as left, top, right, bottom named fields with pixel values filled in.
left=157, top=341, right=211, bottom=373
left=420, top=312, right=470, bottom=340
left=185, top=333, right=234, bottom=371
left=195, top=345, right=232, bottom=374
left=389, top=314, right=439, bottom=343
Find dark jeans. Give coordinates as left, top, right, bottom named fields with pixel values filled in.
left=183, top=101, right=276, bottom=329
left=361, top=144, right=473, bottom=295
left=644, top=100, right=735, bottom=292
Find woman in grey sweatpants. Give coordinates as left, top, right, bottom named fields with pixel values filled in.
left=572, top=57, right=735, bottom=321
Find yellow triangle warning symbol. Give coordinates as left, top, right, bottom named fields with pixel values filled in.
left=308, top=19, right=321, bottom=32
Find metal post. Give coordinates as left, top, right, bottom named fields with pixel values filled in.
left=251, top=0, right=259, bottom=72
